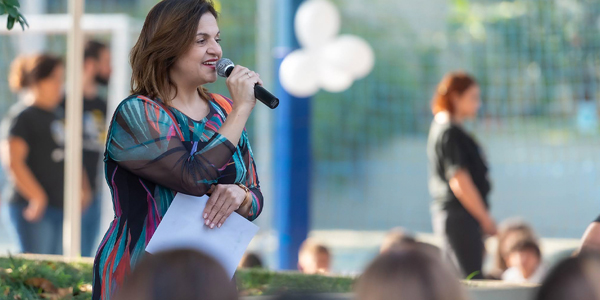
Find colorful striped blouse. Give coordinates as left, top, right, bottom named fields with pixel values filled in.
left=92, top=93, right=263, bottom=300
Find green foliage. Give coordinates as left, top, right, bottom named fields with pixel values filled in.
left=0, top=256, right=93, bottom=299
left=0, top=257, right=355, bottom=299
left=465, top=270, right=481, bottom=281
left=448, top=0, right=600, bottom=114
left=0, top=0, right=28, bottom=31
left=236, top=269, right=355, bottom=296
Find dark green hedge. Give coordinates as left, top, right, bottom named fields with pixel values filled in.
left=0, top=256, right=93, bottom=299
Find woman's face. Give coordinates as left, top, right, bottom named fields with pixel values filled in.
left=36, top=64, right=65, bottom=108
left=453, top=84, right=481, bottom=119
left=171, top=12, right=222, bottom=87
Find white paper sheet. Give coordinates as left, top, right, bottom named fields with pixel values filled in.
left=146, top=193, right=259, bottom=278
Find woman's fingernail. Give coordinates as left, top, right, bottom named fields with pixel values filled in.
left=203, top=213, right=208, bottom=219
left=205, top=219, right=210, bottom=226
left=217, top=223, right=222, bottom=228
left=210, top=223, right=215, bottom=229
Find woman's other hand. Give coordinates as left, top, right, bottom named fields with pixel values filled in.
left=481, top=216, right=498, bottom=236
left=203, top=184, right=248, bottom=229
left=23, top=194, right=47, bottom=222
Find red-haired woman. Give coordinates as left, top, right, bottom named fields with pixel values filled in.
left=427, top=72, right=496, bottom=279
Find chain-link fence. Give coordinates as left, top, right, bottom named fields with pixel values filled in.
left=311, top=0, right=600, bottom=242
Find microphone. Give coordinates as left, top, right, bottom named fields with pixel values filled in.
left=216, top=58, right=279, bottom=109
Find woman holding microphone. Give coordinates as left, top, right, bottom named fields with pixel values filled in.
left=427, top=72, right=496, bottom=279
left=92, top=0, right=264, bottom=298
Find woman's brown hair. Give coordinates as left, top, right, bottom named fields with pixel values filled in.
left=431, top=72, right=477, bottom=115
left=8, top=54, right=63, bottom=92
left=356, top=247, right=469, bottom=300
left=114, top=249, right=238, bottom=300
left=130, top=0, right=218, bottom=105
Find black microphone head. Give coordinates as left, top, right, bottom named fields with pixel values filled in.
left=217, top=58, right=235, bottom=78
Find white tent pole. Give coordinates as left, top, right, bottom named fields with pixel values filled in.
left=64, top=0, right=84, bottom=257
left=253, top=0, right=274, bottom=228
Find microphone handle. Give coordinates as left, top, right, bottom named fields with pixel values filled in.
left=254, top=84, right=279, bottom=109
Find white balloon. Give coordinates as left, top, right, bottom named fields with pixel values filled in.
left=295, top=0, right=341, bottom=50
left=322, top=35, right=375, bottom=79
left=319, top=63, right=354, bottom=93
left=279, top=50, right=320, bottom=98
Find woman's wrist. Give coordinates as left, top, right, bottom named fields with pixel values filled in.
left=29, top=192, right=48, bottom=204
left=235, top=183, right=252, bottom=212
left=478, top=213, right=493, bottom=226
left=231, top=103, right=254, bottom=116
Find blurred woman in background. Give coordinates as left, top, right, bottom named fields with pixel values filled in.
left=0, top=54, right=90, bottom=254
left=427, top=72, right=495, bottom=279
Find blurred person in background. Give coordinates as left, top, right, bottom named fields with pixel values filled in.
left=58, top=40, right=112, bottom=257
left=501, top=237, right=547, bottom=284
left=535, top=252, right=600, bottom=300
left=379, top=227, right=416, bottom=254
left=92, top=0, right=265, bottom=298
left=355, top=246, right=469, bottom=300
left=380, top=228, right=441, bottom=257
left=238, top=252, right=263, bottom=269
left=489, top=218, right=537, bottom=279
left=579, top=216, right=600, bottom=253
left=298, top=238, right=331, bottom=274
left=114, top=249, right=238, bottom=300
left=0, top=54, right=91, bottom=255
left=427, top=71, right=495, bottom=279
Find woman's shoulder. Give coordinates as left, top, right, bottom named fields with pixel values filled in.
left=431, top=118, right=460, bottom=137
left=112, top=95, right=179, bottom=127
left=6, top=102, right=29, bottom=117
left=4, top=103, right=40, bottom=124
left=115, top=94, right=173, bottom=115
left=435, top=123, right=468, bottom=146
left=119, top=94, right=162, bottom=107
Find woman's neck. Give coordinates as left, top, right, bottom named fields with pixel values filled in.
left=451, top=113, right=466, bottom=125
left=170, top=86, right=204, bottom=107
left=83, top=72, right=98, bottom=99
left=168, top=85, right=212, bottom=121
left=24, top=91, right=57, bottom=111
left=435, top=111, right=468, bottom=126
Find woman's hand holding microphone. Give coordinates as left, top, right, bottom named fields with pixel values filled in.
left=226, top=65, right=263, bottom=114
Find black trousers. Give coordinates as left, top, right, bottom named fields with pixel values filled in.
left=432, top=206, right=485, bottom=279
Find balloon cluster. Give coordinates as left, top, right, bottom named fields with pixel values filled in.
left=279, top=0, right=375, bottom=97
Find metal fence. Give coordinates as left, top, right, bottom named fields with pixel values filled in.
left=312, top=0, right=600, bottom=239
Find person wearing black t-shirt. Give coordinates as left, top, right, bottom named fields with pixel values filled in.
left=427, top=72, right=497, bottom=279
left=0, top=54, right=90, bottom=254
